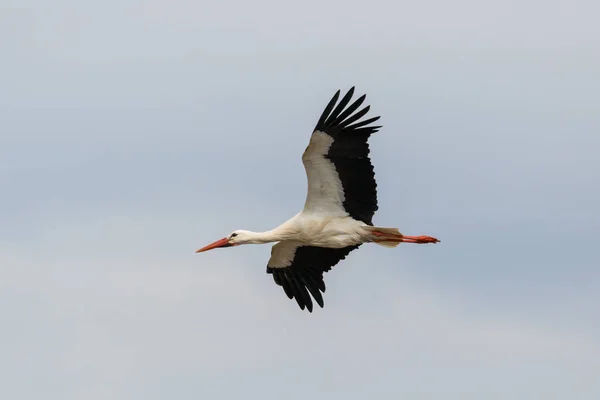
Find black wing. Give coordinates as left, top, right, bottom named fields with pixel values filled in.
left=266, top=241, right=360, bottom=312
left=303, top=86, right=382, bottom=225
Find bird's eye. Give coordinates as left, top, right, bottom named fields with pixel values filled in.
left=230, top=233, right=238, bottom=238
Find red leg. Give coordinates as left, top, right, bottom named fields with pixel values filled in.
left=372, top=231, right=439, bottom=244
left=400, top=235, right=440, bottom=244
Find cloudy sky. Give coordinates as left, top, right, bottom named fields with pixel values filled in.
left=1, top=0, right=599, bottom=398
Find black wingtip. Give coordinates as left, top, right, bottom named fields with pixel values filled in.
left=324, top=87, right=356, bottom=126
left=314, top=89, right=341, bottom=131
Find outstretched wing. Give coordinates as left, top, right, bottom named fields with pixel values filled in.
left=266, top=240, right=360, bottom=312
left=302, top=87, right=382, bottom=225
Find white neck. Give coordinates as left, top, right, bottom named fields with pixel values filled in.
left=240, top=229, right=287, bottom=244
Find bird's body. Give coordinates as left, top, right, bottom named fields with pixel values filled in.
left=197, top=87, right=439, bottom=312
left=263, top=213, right=368, bottom=248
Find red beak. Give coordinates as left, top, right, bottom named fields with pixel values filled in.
left=195, top=237, right=232, bottom=253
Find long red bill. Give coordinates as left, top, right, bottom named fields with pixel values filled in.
left=195, top=237, right=232, bottom=253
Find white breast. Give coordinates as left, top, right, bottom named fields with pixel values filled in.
left=290, top=213, right=368, bottom=248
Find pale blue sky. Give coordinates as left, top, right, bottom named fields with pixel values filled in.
left=1, top=0, right=599, bottom=399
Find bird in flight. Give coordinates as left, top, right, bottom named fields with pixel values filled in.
left=196, top=87, right=439, bottom=312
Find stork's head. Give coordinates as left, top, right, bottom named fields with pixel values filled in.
left=195, top=230, right=252, bottom=253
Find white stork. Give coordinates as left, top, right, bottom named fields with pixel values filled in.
left=196, top=87, right=439, bottom=312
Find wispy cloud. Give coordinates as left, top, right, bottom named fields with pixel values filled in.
left=1, top=215, right=598, bottom=398
left=1, top=0, right=599, bottom=398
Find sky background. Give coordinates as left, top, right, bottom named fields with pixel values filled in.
left=1, top=0, right=599, bottom=398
